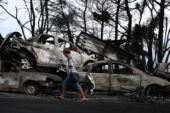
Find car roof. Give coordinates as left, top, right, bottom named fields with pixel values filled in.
left=27, top=34, right=56, bottom=42
left=89, top=60, right=129, bottom=65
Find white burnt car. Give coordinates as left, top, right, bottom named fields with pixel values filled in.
left=79, top=61, right=170, bottom=97
left=0, top=32, right=95, bottom=71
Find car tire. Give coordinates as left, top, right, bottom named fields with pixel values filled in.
left=144, top=86, right=163, bottom=97
left=24, top=83, right=39, bottom=96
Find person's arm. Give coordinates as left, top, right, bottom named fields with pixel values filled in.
left=60, top=56, right=73, bottom=67
left=60, top=62, right=67, bottom=66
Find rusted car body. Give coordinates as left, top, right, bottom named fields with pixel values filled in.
left=76, top=32, right=134, bottom=61
left=0, top=32, right=95, bottom=71
left=0, top=32, right=36, bottom=69
left=153, top=63, right=170, bottom=81
left=0, top=60, right=62, bottom=95
left=80, top=61, right=170, bottom=96
left=27, top=34, right=95, bottom=69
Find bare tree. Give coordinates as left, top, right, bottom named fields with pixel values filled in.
left=135, top=0, right=147, bottom=25
left=92, top=0, right=112, bottom=40
left=48, top=0, right=77, bottom=43
left=0, top=4, right=29, bottom=39
left=114, top=0, right=121, bottom=42
left=155, top=0, right=165, bottom=63
left=124, top=0, right=132, bottom=49
left=82, top=0, right=88, bottom=33
left=152, top=0, right=170, bottom=63
left=25, top=0, right=36, bottom=37
left=0, top=0, right=52, bottom=38
left=23, top=0, right=52, bottom=36
left=36, top=0, right=51, bottom=34
left=164, top=18, right=170, bottom=62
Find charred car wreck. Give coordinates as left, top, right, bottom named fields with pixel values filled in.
left=76, top=32, right=134, bottom=61
left=153, top=63, right=170, bottom=81
left=80, top=60, right=170, bottom=97
left=0, top=60, right=62, bottom=95
left=0, top=31, right=170, bottom=98
left=0, top=32, right=95, bottom=95
left=0, top=32, right=95, bottom=73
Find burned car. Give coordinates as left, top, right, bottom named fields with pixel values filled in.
left=152, top=63, right=170, bottom=81
left=0, top=60, right=62, bottom=95
left=80, top=60, right=170, bottom=97
left=0, top=32, right=95, bottom=71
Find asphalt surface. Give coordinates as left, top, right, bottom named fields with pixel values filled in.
left=0, top=92, right=170, bottom=113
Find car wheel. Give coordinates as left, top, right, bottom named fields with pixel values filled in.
left=144, top=86, right=162, bottom=97
left=80, top=82, right=89, bottom=94
left=24, top=83, right=39, bottom=96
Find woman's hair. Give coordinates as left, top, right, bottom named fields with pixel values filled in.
left=63, top=48, right=70, bottom=54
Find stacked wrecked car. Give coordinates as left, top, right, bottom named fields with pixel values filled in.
left=0, top=32, right=94, bottom=95
left=0, top=32, right=170, bottom=98
left=81, top=61, right=170, bottom=97
left=0, top=32, right=95, bottom=71
left=0, top=60, right=62, bottom=95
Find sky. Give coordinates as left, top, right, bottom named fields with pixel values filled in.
left=0, top=0, right=77, bottom=38
left=0, top=0, right=31, bottom=37
left=1, top=0, right=170, bottom=39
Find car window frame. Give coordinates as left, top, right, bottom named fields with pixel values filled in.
left=111, top=62, right=134, bottom=75
left=91, top=62, right=111, bottom=74
left=57, top=38, right=82, bottom=53
left=37, top=35, right=55, bottom=48
left=165, top=64, right=170, bottom=74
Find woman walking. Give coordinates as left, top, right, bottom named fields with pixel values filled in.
left=58, top=48, right=86, bottom=101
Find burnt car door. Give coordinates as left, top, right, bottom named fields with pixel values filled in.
left=90, top=63, right=111, bottom=91
left=111, top=63, right=140, bottom=92
left=0, top=61, right=21, bottom=89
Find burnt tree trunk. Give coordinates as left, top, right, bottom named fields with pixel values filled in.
left=60, top=0, right=74, bottom=43
left=101, top=20, right=104, bottom=40
left=158, top=0, right=165, bottom=63
left=125, top=0, right=132, bottom=49
left=30, top=0, right=35, bottom=37
left=115, top=0, right=121, bottom=42
left=83, top=0, right=88, bottom=33
left=147, top=32, right=154, bottom=72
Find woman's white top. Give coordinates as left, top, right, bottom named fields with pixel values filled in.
left=66, top=56, right=77, bottom=76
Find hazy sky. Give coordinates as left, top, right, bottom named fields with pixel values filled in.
left=1, top=0, right=170, bottom=39
left=0, top=0, right=31, bottom=37
left=0, top=0, right=76, bottom=38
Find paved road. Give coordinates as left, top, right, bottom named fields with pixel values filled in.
left=0, top=92, right=170, bottom=113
